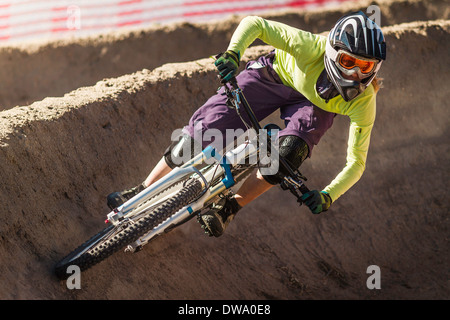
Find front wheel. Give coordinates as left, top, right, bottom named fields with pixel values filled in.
left=54, top=179, right=203, bottom=280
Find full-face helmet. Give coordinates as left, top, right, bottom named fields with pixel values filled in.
left=324, top=11, right=387, bottom=101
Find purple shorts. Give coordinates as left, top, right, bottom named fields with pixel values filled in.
left=183, top=52, right=335, bottom=157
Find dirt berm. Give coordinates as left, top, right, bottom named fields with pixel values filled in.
left=0, top=0, right=448, bottom=111
left=0, top=11, right=449, bottom=300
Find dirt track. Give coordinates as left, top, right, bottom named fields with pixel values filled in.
left=0, top=0, right=449, bottom=299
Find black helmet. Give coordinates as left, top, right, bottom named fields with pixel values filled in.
left=324, top=11, right=386, bottom=101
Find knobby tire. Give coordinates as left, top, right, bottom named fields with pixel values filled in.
left=54, top=179, right=203, bottom=280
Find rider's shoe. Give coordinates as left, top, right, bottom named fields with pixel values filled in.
left=107, top=183, right=146, bottom=210
left=198, top=196, right=242, bottom=237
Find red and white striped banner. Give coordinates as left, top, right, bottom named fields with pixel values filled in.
left=0, top=0, right=352, bottom=43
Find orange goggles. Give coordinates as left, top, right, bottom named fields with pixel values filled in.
left=337, top=50, right=378, bottom=75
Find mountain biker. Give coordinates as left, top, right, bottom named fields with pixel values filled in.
left=107, top=11, right=386, bottom=238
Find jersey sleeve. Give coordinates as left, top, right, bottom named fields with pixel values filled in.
left=323, top=92, right=377, bottom=201
left=226, top=16, right=322, bottom=62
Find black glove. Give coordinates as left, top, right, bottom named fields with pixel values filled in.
left=215, top=50, right=240, bottom=82
left=301, top=190, right=332, bottom=214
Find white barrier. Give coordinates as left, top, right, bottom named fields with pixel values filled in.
left=0, top=0, right=351, bottom=43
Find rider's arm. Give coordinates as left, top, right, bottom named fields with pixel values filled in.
left=323, top=92, right=377, bottom=202
left=322, top=123, right=373, bottom=201
left=227, top=16, right=321, bottom=61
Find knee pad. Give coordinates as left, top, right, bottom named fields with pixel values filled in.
left=262, top=135, right=309, bottom=185
left=163, top=134, right=202, bottom=168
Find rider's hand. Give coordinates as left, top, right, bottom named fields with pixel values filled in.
left=301, top=190, right=332, bottom=214
left=215, top=50, right=240, bottom=82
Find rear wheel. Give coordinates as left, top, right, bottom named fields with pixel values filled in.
left=54, top=179, right=203, bottom=280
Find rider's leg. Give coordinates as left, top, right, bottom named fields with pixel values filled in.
left=231, top=134, right=310, bottom=208
left=230, top=135, right=309, bottom=208
left=199, top=135, right=310, bottom=237
left=144, top=133, right=202, bottom=187
left=234, top=168, right=274, bottom=207
left=260, top=135, right=310, bottom=185
left=143, top=157, right=172, bottom=187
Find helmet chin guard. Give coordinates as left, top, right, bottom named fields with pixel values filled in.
left=324, top=55, right=363, bottom=101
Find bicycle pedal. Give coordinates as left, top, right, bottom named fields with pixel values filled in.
left=196, top=215, right=214, bottom=237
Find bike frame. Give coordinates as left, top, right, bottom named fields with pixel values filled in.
left=109, top=138, right=258, bottom=252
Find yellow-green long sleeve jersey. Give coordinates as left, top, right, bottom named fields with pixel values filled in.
left=227, top=16, right=377, bottom=201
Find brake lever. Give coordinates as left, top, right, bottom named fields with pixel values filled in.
left=281, top=174, right=310, bottom=206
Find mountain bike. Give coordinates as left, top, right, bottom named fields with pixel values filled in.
left=54, top=77, right=310, bottom=280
